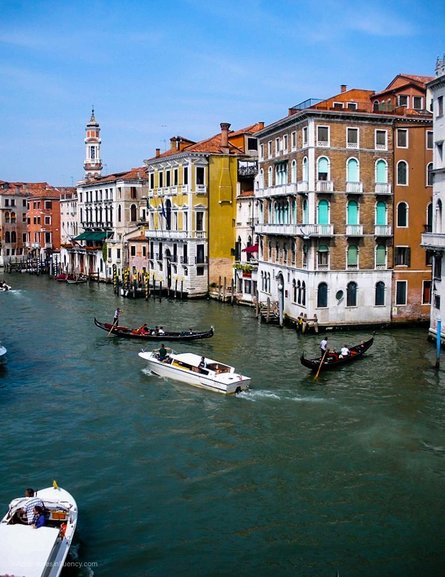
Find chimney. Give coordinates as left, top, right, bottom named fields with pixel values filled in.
left=341, top=84, right=347, bottom=93
left=170, top=137, right=177, bottom=151
left=155, top=148, right=160, bottom=158
left=220, top=122, right=231, bottom=148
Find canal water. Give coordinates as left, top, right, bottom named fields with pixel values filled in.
left=1, top=274, right=445, bottom=577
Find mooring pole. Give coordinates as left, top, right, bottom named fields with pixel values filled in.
left=436, top=317, right=442, bottom=369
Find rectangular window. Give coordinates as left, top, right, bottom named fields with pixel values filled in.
left=159, top=172, right=163, bottom=188
left=396, top=280, right=407, bottom=305
left=317, top=126, right=329, bottom=146
left=130, top=246, right=136, bottom=257
left=375, top=130, right=387, bottom=150
left=196, top=244, right=205, bottom=264
left=422, top=280, right=432, bottom=305
left=398, top=95, right=409, bottom=107
left=247, top=137, right=257, bottom=150
left=347, top=127, right=358, bottom=148
left=427, top=131, right=433, bottom=149
left=166, top=171, right=171, bottom=187
left=174, top=168, right=178, bottom=186
left=291, top=131, right=296, bottom=150
left=117, top=248, right=121, bottom=260
left=196, top=211, right=204, bottom=231
left=397, top=129, right=408, bottom=148
left=183, top=166, right=188, bottom=185
left=302, top=126, right=308, bottom=147
left=347, top=102, right=357, bottom=110
left=282, top=134, right=288, bottom=153
left=333, top=102, right=343, bottom=109
left=196, top=166, right=205, bottom=185
left=150, top=173, right=154, bottom=189
left=413, top=96, right=423, bottom=110
left=395, top=246, right=411, bottom=266
left=260, top=143, right=264, bottom=159
left=275, top=137, right=280, bottom=156
left=267, top=141, right=272, bottom=158
left=438, top=95, right=443, bottom=117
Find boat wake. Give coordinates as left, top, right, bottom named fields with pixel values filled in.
left=238, top=389, right=330, bottom=404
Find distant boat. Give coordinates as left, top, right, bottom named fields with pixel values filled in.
left=0, top=483, right=78, bottom=577
left=138, top=349, right=251, bottom=394
left=94, top=318, right=214, bottom=341
left=300, top=337, right=374, bottom=372
left=66, top=274, right=88, bottom=284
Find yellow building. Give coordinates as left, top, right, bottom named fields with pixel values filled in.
left=143, top=122, right=263, bottom=297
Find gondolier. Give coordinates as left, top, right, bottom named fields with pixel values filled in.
left=320, top=336, right=328, bottom=356
left=113, top=307, right=121, bottom=325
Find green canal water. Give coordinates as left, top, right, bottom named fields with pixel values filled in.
left=1, top=274, right=445, bottom=577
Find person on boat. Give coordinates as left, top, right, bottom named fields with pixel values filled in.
left=340, top=344, right=350, bottom=358
left=158, top=326, right=165, bottom=335
left=158, top=344, right=168, bottom=361
left=22, top=488, right=44, bottom=524
left=199, top=356, right=206, bottom=369
left=113, top=308, right=121, bottom=325
left=320, top=336, right=328, bottom=357
left=296, top=313, right=304, bottom=333
left=135, top=323, right=149, bottom=334
left=31, top=505, right=46, bottom=529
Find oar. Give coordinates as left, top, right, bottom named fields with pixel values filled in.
left=107, top=320, right=118, bottom=337
left=314, top=348, right=328, bottom=380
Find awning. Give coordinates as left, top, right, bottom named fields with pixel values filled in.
left=73, top=232, right=111, bottom=241
left=242, top=244, right=259, bottom=253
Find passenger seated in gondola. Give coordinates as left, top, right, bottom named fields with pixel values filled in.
left=135, top=323, right=149, bottom=334
left=152, top=325, right=159, bottom=335
left=158, top=326, right=165, bottom=335
left=339, top=345, right=350, bottom=358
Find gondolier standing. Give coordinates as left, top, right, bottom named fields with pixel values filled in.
left=320, top=336, right=328, bottom=356
left=113, top=307, right=121, bottom=326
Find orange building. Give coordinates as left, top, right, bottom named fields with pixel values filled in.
left=26, top=183, right=62, bottom=262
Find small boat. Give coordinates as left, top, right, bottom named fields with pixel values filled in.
left=66, top=274, right=88, bottom=284
left=138, top=349, right=251, bottom=394
left=0, top=483, right=78, bottom=577
left=94, top=318, right=214, bottom=341
left=0, top=282, right=11, bottom=291
left=0, top=344, right=7, bottom=364
left=300, top=337, right=374, bottom=372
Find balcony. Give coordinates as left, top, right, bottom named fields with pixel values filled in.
left=346, top=181, right=363, bottom=194
left=255, top=223, right=300, bottom=236
left=374, top=225, right=392, bottom=236
left=316, top=180, right=334, bottom=193
left=195, top=184, right=207, bottom=194
left=422, top=232, right=445, bottom=249
left=375, top=183, right=392, bottom=195
left=297, top=181, right=308, bottom=193
left=346, top=224, right=363, bottom=236
left=299, top=223, right=334, bottom=237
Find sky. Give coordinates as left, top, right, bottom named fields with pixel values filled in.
left=1, top=0, right=445, bottom=187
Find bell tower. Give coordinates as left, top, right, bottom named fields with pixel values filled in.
left=84, top=107, right=102, bottom=179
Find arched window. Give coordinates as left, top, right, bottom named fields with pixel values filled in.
left=268, top=166, right=273, bottom=187
left=259, top=168, right=264, bottom=189
left=302, top=198, right=309, bottom=224
left=375, top=201, right=387, bottom=225
left=397, top=161, right=408, bottom=185
left=375, top=159, right=388, bottom=184
left=347, top=245, right=358, bottom=267
left=291, top=160, right=297, bottom=183
left=346, top=281, right=357, bottom=306
left=302, top=157, right=309, bottom=182
left=346, top=158, right=359, bottom=183
left=317, top=157, right=329, bottom=181
left=375, top=281, right=385, bottom=306
left=130, top=204, right=137, bottom=222
left=347, top=200, right=359, bottom=225
left=376, top=244, right=386, bottom=267
left=293, top=279, right=297, bottom=302
left=435, top=199, right=443, bottom=234
left=427, top=162, right=433, bottom=186
left=5, top=231, right=10, bottom=243
left=11, top=231, right=16, bottom=243
left=397, top=202, right=408, bottom=227
left=301, top=281, right=306, bottom=306
left=317, top=282, right=328, bottom=308
left=317, top=199, right=329, bottom=225
left=427, top=202, right=433, bottom=232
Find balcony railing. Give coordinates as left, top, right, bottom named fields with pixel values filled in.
left=316, top=180, right=334, bottom=193
left=374, top=225, right=392, bottom=236
left=375, top=183, right=392, bottom=194
left=346, top=224, right=363, bottom=236
left=346, top=181, right=363, bottom=194
left=297, top=181, right=308, bottom=193
left=422, top=232, right=445, bottom=249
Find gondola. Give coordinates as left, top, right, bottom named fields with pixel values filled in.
left=94, top=318, right=214, bottom=341
left=300, top=337, right=373, bottom=372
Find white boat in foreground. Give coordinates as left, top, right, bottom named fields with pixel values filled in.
left=0, top=483, right=78, bottom=577
left=138, top=349, right=251, bottom=394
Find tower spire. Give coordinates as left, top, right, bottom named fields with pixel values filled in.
left=84, top=107, right=102, bottom=180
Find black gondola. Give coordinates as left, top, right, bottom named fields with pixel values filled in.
left=94, top=318, right=214, bottom=341
left=300, top=337, right=373, bottom=372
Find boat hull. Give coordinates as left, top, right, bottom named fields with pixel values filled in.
left=95, top=318, right=214, bottom=341
left=139, top=351, right=250, bottom=394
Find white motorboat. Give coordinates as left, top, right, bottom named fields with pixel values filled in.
left=0, top=344, right=7, bottom=363
left=0, top=282, right=11, bottom=291
left=138, top=349, right=251, bottom=394
left=0, top=483, right=78, bottom=577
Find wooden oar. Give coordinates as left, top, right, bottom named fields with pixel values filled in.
left=314, top=348, right=328, bottom=380
left=107, top=320, right=118, bottom=337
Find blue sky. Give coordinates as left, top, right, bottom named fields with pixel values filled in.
left=1, top=0, right=444, bottom=186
